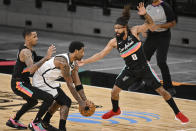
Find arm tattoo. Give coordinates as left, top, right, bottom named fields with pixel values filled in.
left=78, top=90, right=87, bottom=101
left=59, top=57, right=83, bottom=103
left=23, top=50, right=34, bottom=67
left=34, top=58, right=47, bottom=68
left=144, top=13, right=153, bottom=25
left=23, top=49, right=47, bottom=74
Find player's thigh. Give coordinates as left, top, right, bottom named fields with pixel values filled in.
left=143, top=67, right=161, bottom=90
left=115, top=69, right=136, bottom=90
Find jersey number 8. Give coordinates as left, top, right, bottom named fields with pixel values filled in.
left=131, top=54, right=138, bottom=60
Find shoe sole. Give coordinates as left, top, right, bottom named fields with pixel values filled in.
left=175, top=116, right=189, bottom=125
left=6, top=121, right=27, bottom=130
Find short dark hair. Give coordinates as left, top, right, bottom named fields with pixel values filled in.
left=22, top=28, right=36, bottom=38
left=69, top=41, right=84, bottom=53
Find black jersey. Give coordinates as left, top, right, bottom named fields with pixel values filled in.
left=116, top=31, right=147, bottom=70
left=12, top=44, right=39, bottom=82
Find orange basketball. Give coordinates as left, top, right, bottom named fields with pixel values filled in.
left=79, top=101, right=95, bottom=117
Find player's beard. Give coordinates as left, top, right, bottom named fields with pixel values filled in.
left=116, top=32, right=125, bottom=41
left=76, top=56, right=82, bottom=61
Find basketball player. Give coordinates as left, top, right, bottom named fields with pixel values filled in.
left=32, top=41, right=89, bottom=131
left=6, top=28, right=56, bottom=130
left=78, top=2, right=189, bottom=124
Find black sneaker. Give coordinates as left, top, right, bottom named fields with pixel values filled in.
left=6, top=118, right=27, bottom=129
left=42, top=121, right=59, bottom=131
left=47, top=125, right=60, bottom=131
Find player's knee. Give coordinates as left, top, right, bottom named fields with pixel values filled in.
left=111, top=86, right=121, bottom=96
left=156, top=87, right=170, bottom=98
left=58, top=95, right=72, bottom=108
left=46, top=94, right=54, bottom=104
left=30, top=99, right=38, bottom=107
left=157, top=61, right=167, bottom=68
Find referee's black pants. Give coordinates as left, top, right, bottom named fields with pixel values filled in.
left=143, top=30, right=173, bottom=88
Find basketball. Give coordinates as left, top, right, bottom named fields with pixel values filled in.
left=79, top=101, right=95, bottom=117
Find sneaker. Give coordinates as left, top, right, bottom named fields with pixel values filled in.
left=47, top=125, right=59, bottom=131
left=102, top=108, right=121, bottom=119
left=41, top=121, right=59, bottom=131
left=6, top=118, right=27, bottom=129
left=28, top=121, right=47, bottom=131
left=175, top=112, right=189, bottom=124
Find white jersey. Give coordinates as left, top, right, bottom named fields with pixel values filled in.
left=32, top=53, right=76, bottom=97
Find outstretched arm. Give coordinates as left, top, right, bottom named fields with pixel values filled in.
left=79, top=38, right=116, bottom=66
left=20, top=45, right=56, bottom=74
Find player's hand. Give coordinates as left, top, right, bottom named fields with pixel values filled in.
left=79, top=100, right=86, bottom=110
left=77, top=59, right=85, bottom=67
left=45, top=44, right=56, bottom=60
left=137, top=2, right=146, bottom=16
left=85, top=100, right=94, bottom=107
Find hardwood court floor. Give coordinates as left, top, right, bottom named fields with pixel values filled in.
left=0, top=73, right=196, bottom=131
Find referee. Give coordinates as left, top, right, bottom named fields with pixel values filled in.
left=143, top=0, right=177, bottom=95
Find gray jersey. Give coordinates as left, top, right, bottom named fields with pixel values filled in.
left=146, top=2, right=176, bottom=32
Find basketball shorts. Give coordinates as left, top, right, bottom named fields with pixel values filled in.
left=115, top=64, right=161, bottom=90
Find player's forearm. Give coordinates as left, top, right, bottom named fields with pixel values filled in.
left=158, top=21, right=176, bottom=29
left=144, top=13, right=153, bottom=25
left=84, top=53, right=104, bottom=64
left=29, top=57, right=47, bottom=74
left=78, top=89, right=87, bottom=101
left=67, top=83, right=83, bottom=103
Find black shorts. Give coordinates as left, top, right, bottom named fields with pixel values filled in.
left=11, top=78, right=53, bottom=102
left=54, top=88, right=71, bottom=107
left=115, top=64, right=161, bottom=90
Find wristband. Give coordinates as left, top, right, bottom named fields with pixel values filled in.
left=75, top=85, right=83, bottom=91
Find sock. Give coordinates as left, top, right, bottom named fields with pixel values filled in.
left=111, top=99, right=119, bottom=112
left=33, top=117, right=41, bottom=123
left=13, top=117, right=19, bottom=121
left=59, top=119, right=66, bottom=130
left=43, top=112, right=52, bottom=123
left=166, top=98, right=180, bottom=115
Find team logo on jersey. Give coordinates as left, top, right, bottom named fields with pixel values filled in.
left=68, top=111, right=160, bottom=124
left=122, top=76, right=129, bottom=81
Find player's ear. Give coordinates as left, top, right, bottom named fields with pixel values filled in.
left=75, top=49, right=79, bottom=54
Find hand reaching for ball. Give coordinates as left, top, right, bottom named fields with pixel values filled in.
left=79, top=100, right=95, bottom=117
